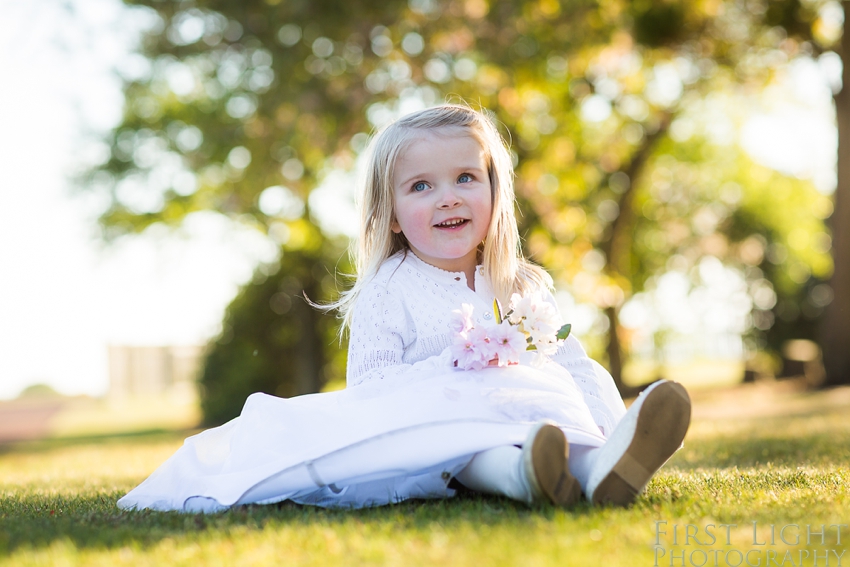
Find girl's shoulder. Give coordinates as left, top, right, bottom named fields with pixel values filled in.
left=348, top=254, right=414, bottom=324
left=355, top=252, right=410, bottom=301
left=366, top=252, right=408, bottom=288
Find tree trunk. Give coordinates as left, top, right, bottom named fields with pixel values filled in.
left=604, top=306, right=623, bottom=388
left=601, top=113, right=673, bottom=396
left=820, top=2, right=850, bottom=387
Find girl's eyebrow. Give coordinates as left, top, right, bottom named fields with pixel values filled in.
left=396, top=165, right=486, bottom=188
left=396, top=173, right=426, bottom=188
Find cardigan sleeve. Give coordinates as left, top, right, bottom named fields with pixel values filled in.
left=346, top=282, right=407, bottom=387
left=345, top=280, right=451, bottom=387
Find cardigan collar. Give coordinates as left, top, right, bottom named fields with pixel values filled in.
left=399, top=250, right=491, bottom=297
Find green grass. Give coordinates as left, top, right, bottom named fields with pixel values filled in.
left=1, top=381, right=848, bottom=566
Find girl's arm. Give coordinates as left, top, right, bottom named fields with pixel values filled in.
left=345, top=282, right=451, bottom=387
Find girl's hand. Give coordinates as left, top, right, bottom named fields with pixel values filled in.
left=487, top=356, right=518, bottom=367
left=452, top=357, right=518, bottom=368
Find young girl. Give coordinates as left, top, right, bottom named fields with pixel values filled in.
left=118, top=105, right=690, bottom=513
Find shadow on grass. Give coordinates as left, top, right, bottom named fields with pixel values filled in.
left=0, top=488, right=599, bottom=555
left=0, top=426, right=598, bottom=554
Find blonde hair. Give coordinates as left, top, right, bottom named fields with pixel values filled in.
left=332, top=104, right=552, bottom=330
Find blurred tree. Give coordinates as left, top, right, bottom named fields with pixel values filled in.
left=733, top=0, right=848, bottom=386
left=87, top=0, right=407, bottom=421
left=87, top=0, right=841, bottom=408
left=201, top=243, right=348, bottom=425
left=469, top=1, right=836, bottom=390
left=821, top=2, right=850, bottom=387
left=17, top=384, right=63, bottom=399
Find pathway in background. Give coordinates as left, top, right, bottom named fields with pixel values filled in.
left=0, top=399, right=65, bottom=444
left=0, top=396, right=200, bottom=445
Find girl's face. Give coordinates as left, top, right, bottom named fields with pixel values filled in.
left=391, top=130, right=492, bottom=276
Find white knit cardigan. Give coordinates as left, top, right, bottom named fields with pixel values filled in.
left=346, top=251, right=626, bottom=436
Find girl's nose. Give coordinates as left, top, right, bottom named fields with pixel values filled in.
left=436, top=185, right=462, bottom=208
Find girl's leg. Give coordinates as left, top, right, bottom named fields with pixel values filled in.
left=455, top=445, right=532, bottom=503
left=567, top=444, right=599, bottom=493
left=455, top=422, right=581, bottom=506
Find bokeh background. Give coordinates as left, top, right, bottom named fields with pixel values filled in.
left=1, top=0, right=847, bottom=435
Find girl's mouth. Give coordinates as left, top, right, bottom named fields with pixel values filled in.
left=434, top=218, right=469, bottom=229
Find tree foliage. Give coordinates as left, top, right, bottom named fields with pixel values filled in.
left=200, top=243, right=348, bottom=425
left=88, top=0, right=845, bottom=414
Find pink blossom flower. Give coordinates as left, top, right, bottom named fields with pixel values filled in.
left=451, top=326, right=494, bottom=371
left=530, top=299, right=558, bottom=329
left=450, top=293, right=569, bottom=370
left=450, top=303, right=475, bottom=334
left=488, top=321, right=527, bottom=366
left=529, top=332, right=559, bottom=356
left=507, top=293, right=531, bottom=326
left=508, top=292, right=561, bottom=342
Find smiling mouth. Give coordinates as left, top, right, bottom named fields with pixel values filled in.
left=434, top=218, right=469, bottom=228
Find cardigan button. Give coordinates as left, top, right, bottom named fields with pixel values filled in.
left=483, top=312, right=492, bottom=320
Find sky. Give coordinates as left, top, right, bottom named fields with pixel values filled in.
left=0, top=0, right=277, bottom=399
left=0, top=0, right=839, bottom=399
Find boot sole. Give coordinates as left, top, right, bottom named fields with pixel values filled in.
left=529, top=424, right=582, bottom=506
left=591, top=381, right=691, bottom=506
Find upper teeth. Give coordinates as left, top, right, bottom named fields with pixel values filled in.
left=438, top=219, right=465, bottom=227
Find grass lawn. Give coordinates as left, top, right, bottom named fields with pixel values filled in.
left=1, top=379, right=848, bottom=566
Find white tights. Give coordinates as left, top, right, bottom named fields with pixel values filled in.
left=454, top=443, right=600, bottom=503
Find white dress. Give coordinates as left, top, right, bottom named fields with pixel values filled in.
left=118, top=252, right=626, bottom=513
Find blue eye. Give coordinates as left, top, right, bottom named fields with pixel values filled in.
left=458, top=173, right=472, bottom=183
left=412, top=181, right=429, bottom=192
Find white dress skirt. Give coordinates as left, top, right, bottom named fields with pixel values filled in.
left=117, top=356, right=608, bottom=513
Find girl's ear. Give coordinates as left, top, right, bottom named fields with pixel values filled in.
left=391, top=219, right=402, bottom=234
